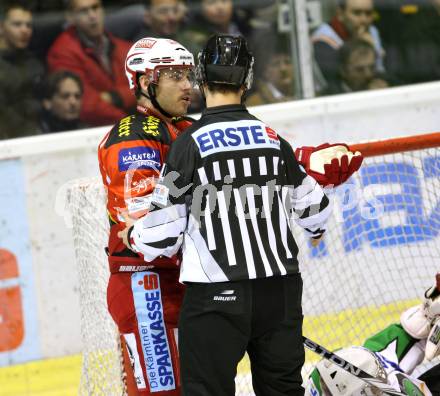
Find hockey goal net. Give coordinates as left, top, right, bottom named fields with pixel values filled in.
left=66, top=132, right=440, bottom=395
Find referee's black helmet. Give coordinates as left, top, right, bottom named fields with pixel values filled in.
left=196, top=34, right=254, bottom=90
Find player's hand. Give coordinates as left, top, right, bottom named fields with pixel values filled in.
left=310, top=235, right=323, bottom=247
left=117, top=212, right=136, bottom=251
left=295, top=143, right=363, bottom=187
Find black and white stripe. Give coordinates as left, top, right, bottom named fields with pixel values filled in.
left=131, top=112, right=331, bottom=283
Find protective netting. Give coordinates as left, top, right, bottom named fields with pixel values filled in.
left=67, top=142, right=440, bottom=395
left=300, top=147, right=440, bottom=380
left=67, top=179, right=126, bottom=396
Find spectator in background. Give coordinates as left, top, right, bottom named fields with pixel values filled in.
left=181, top=0, right=245, bottom=55
left=324, top=39, right=388, bottom=95
left=39, top=70, right=86, bottom=133
left=0, top=1, right=44, bottom=140
left=376, top=0, right=440, bottom=86
left=247, top=35, right=296, bottom=106
left=312, top=0, right=385, bottom=91
left=47, top=0, right=135, bottom=127
left=106, top=0, right=188, bottom=43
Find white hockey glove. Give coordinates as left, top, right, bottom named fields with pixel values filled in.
left=401, top=305, right=432, bottom=339
left=401, top=274, right=440, bottom=340
left=425, top=317, right=440, bottom=361
left=295, top=143, right=363, bottom=187
left=423, top=274, right=440, bottom=321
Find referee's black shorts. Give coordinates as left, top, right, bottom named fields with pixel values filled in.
left=178, top=273, right=304, bottom=396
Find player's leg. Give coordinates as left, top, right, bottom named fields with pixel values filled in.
left=178, top=281, right=250, bottom=396
left=107, top=271, right=181, bottom=395
left=247, top=274, right=305, bottom=396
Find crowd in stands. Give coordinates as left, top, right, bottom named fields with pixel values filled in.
left=0, top=0, right=439, bottom=139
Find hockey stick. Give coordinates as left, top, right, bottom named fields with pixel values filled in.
left=303, top=337, right=407, bottom=396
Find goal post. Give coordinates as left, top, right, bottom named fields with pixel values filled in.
left=66, top=132, right=440, bottom=395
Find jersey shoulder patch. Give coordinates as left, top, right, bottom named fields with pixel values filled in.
left=104, top=113, right=171, bottom=148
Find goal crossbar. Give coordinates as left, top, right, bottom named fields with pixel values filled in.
left=350, top=132, right=440, bottom=157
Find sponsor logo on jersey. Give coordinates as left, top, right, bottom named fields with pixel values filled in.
left=118, top=115, right=134, bottom=137
left=213, top=289, right=236, bottom=301
left=125, top=196, right=152, bottom=217
left=132, top=272, right=176, bottom=392
left=151, top=183, right=169, bottom=206
left=266, top=126, right=279, bottom=141
left=143, top=116, right=161, bottom=137
left=119, top=265, right=154, bottom=272
left=192, top=120, right=280, bottom=158
left=123, top=333, right=147, bottom=389
left=135, top=38, right=157, bottom=49
left=213, top=295, right=237, bottom=301
left=118, top=147, right=161, bottom=172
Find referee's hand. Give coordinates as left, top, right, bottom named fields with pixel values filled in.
left=310, top=235, right=323, bottom=247
left=117, top=212, right=136, bottom=251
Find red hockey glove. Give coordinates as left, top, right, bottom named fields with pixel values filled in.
left=295, top=143, right=364, bottom=187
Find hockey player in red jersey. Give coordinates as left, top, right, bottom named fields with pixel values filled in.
left=98, top=37, right=195, bottom=395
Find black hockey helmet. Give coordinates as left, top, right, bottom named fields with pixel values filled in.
left=196, top=34, right=254, bottom=90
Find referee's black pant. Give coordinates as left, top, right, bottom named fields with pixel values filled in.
left=178, top=273, right=304, bottom=396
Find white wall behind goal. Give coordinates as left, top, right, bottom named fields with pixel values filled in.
left=0, top=81, right=439, bottom=366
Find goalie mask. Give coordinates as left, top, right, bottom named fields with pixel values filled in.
left=316, top=347, right=386, bottom=396
left=196, top=34, right=254, bottom=91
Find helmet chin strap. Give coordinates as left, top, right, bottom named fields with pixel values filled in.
left=141, top=84, right=173, bottom=119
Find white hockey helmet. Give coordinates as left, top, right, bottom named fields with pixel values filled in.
left=125, top=37, right=195, bottom=89
left=316, top=347, right=386, bottom=396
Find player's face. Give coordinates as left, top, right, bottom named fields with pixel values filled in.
left=1, top=8, right=33, bottom=50
left=202, top=0, right=233, bottom=27
left=149, top=0, right=185, bottom=36
left=341, top=0, right=374, bottom=35
left=69, top=0, right=104, bottom=40
left=155, top=67, right=194, bottom=116
left=342, top=49, right=376, bottom=91
left=46, top=78, right=83, bottom=121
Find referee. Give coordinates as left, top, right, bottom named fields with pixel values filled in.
left=121, top=34, right=332, bottom=396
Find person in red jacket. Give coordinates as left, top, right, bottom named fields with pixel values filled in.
left=47, top=0, right=135, bottom=126
left=98, top=37, right=194, bottom=395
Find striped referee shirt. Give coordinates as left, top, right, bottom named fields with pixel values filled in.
left=130, top=104, right=331, bottom=283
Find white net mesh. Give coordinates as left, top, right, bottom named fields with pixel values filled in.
left=67, top=143, right=440, bottom=395
left=66, top=178, right=126, bottom=396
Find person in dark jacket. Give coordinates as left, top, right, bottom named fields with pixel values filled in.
left=0, top=1, right=45, bottom=140
left=376, top=0, right=440, bottom=85
left=106, top=0, right=189, bottom=43
left=39, top=70, right=86, bottom=133
left=47, top=0, right=135, bottom=127
left=323, top=39, right=388, bottom=95
left=311, top=0, right=385, bottom=91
